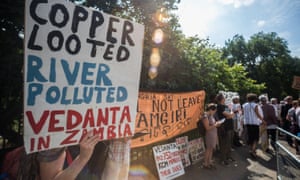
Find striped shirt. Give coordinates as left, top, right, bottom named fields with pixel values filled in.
left=243, top=102, right=262, bottom=125
left=107, top=139, right=131, bottom=163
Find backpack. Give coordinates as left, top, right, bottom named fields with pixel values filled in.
left=197, top=116, right=206, bottom=137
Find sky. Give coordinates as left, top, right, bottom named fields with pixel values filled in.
left=175, top=0, right=300, bottom=57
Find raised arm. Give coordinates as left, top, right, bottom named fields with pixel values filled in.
left=39, top=131, right=99, bottom=180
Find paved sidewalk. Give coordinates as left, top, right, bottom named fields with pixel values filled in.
left=176, top=144, right=277, bottom=180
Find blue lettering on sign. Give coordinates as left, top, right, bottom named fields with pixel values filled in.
left=81, top=62, right=96, bottom=85
left=27, top=83, right=43, bottom=105
left=46, top=86, right=60, bottom=104
left=27, top=54, right=113, bottom=86
left=61, top=59, right=80, bottom=85
left=27, top=55, right=47, bottom=82
left=26, top=55, right=128, bottom=105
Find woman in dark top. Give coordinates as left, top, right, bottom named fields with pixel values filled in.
left=215, top=93, right=234, bottom=165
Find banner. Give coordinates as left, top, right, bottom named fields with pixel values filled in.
left=175, top=136, right=191, bottom=167
left=188, top=138, right=205, bottom=164
left=153, top=143, right=185, bottom=180
left=131, top=91, right=205, bottom=148
left=24, top=0, right=144, bottom=153
left=292, top=76, right=300, bottom=90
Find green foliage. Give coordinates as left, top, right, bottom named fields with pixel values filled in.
left=0, top=0, right=24, bottom=145
left=223, top=31, right=300, bottom=99
left=223, top=34, right=249, bottom=66
left=224, top=64, right=265, bottom=101
left=0, top=0, right=297, bottom=148
left=179, top=36, right=265, bottom=102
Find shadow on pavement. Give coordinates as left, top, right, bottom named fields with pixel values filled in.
left=175, top=144, right=277, bottom=180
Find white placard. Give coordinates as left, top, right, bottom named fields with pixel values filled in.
left=188, top=138, right=205, bottom=164
left=24, top=0, right=144, bottom=153
left=175, top=136, right=191, bottom=167
left=153, top=143, right=185, bottom=180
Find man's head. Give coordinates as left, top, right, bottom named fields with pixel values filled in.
left=270, top=98, right=277, bottom=104
left=232, top=96, right=240, bottom=103
left=246, top=93, right=257, bottom=102
left=206, top=103, right=217, bottom=111
left=259, top=95, right=267, bottom=105
left=215, top=93, right=225, bottom=104
left=285, top=96, right=293, bottom=104
left=292, top=100, right=299, bottom=108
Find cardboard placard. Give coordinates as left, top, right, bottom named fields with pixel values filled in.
left=24, top=0, right=144, bottom=153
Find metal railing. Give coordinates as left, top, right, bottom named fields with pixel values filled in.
left=276, top=127, right=300, bottom=180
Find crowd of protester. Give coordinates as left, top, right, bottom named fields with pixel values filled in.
left=201, top=93, right=300, bottom=170
left=2, top=92, right=299, bottom=178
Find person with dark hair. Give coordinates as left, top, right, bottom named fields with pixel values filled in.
left=242, top=93, right=264, bottom=158
left=281, top=96, right=294, bottom=146
left=286, top=100, right=299, bottom=151
left=259, top=95, right=278, bottom=153
left=215, top=93, right=234, bottom=165
left=294, top=99, right=300, bottom=155
left=202, top=103, right=221, bottom=169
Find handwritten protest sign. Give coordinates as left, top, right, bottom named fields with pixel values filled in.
left=153, top=143, right=185, bottom=180
left=175, top=136, right=191, bottom=167
left=131, top=91, right=205, bottom=148
left=188, top=138, right=205, bottom=164
left=219, top=90, right=239, bottom=109
left=292, top=76, right=300, bottom=90
left=24, top=0, right=144, bottom=153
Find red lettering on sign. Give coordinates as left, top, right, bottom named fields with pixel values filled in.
left=67, top=110, right=82, bottom=129
left=60, top=129, right=80, bottom=145
left=26, top=110, right=49, bottom=134
left=82, top=108, right=95, bottom=128
left=49, top=110, right=64, bottom=132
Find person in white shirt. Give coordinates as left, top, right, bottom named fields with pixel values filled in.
left=232, top=96, right=242, bottom=147
left=242, top=93, right=265, bottom=158
left=270, top=98, right=280, bottom=118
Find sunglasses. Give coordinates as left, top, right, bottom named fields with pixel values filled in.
left=208, top=106, right=217, bottom=110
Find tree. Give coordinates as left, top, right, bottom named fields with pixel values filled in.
left=223, top=32, right=300, bottom=99
left=0, top=0, right=295, bottom=148
left=180, top=36, right=265, bottom=102
left=248, top=32, right=299, bottom=98
left=223, top=34, right=249, bottom=67
left=0, top=0, right=25, bottom=146
left=0, top=0, right=183, bottom=146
